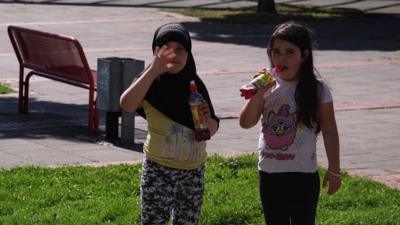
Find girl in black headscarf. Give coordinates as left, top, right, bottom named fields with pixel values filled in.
left=120, top=23, right=219, bottom=225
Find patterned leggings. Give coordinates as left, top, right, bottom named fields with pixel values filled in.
left=140, top=157, right=205, bottom=225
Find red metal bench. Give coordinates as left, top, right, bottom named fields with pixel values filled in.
left=7, top=26, right=99, bottom=133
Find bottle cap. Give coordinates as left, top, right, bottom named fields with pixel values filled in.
left=190, top=80, right=197, bottom=92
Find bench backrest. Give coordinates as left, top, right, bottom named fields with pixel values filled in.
left=8, top=26, right=94, bottom=86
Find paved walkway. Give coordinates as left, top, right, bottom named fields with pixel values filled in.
left=0, top=1, right=400, bottom=189
left=0, top=0, right=399, bottom=14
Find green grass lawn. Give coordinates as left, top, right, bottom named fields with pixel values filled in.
left=0, top=82, right=14, bottom=94
left=1, top=154, right=399, bottom=225
left=162, top=4, right=383, bottom=24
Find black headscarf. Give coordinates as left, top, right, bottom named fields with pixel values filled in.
left=137, top=23, right=219, bottom=130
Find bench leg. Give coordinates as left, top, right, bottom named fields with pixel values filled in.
left=22, top=72, right=34, bottom=114
left=88, top=89, right=99, bottom=134
left=18, top=66, right=26, bottom=113
left=18, top=68, right=33, bottom=114
left=89, top=106, right=99, bottom=134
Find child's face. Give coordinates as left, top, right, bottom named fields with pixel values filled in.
left=270, top=39, right=304, bottom=81
left=164, top=41, right=188, bottom=74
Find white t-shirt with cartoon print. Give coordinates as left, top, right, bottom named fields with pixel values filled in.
left=258, top=77, right=332, bottom=173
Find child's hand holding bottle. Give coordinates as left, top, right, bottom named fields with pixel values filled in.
left=240, top=66, right=281, bottom=99
left=189, top=80, right=211, bottom=141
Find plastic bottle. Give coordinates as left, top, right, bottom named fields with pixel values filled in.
left=239, top=66, right=281, bottom=99
left=188, top=80, right=211, bottom=141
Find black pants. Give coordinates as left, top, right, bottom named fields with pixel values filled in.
left=259, top=171, right=320, bottom=225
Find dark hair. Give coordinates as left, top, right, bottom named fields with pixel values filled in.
left=267, top=21, right=321, bottom=132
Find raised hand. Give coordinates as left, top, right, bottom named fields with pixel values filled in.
left=150, top=45, right=177, bottom=75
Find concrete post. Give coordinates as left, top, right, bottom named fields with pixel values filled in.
left=97, top=57, right=122, bottom=140
left=120, top=58, right=144, bottom=144
left=97, top=57, right=145, bottom=143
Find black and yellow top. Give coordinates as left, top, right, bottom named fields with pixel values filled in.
left=135, top=23, right=219, bottom=169
left=142, top=100, right=207, bottom=169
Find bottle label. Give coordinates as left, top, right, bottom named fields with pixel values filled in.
left=189, top=80, right=211, bottom=141
left=251, top=71, right=273, bottom=89
left=190, top=105, right=208, bottom=130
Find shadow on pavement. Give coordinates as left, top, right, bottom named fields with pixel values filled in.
left=0, top=95, right=145, bottom=152
left=181, top=15, right=400, bottom=51
left=1, top=0, right=399, bottom=51
left=0, top=95, right=90, bottom=117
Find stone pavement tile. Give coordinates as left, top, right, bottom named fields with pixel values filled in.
left=207, top=148, right=252, bottom=158
left=0, top=145, right=85, bottom=168
left=323, top=64, right=400, bottom=105
left=343, top=160, right=400, bottom=172
left=0, top=136, right=33, bottom=146
left=375, top=147, right=400, bottom=157
left=346, top=168, right=400, bottom=189
left=0, top=123, right=145, bottom=168
left=316, top=108, right=400, bottom=182
left=0, top=151, right=26, bottom=168
left=346, top=161, right=400, bottom=176
left=0, top=140, right=144, bottom=169
left=207, top=118, right=259, bottom=152
left=372, top=174, right=400, bottom=189
left=65, top=148, right=143, bottom=166
left=340, top=153, right=394, bottom=164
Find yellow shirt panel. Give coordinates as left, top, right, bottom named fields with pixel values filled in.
left=142, top=100, right=207, bottom=169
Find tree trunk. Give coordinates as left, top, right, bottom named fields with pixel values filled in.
left=257, top=0, right=277, bottom=14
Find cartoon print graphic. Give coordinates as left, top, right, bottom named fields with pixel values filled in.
left=163, top=122, right=202, bottom=161
left=164, top=122, right=184, bottom=159
left=262, top=104, right=296, bottom=150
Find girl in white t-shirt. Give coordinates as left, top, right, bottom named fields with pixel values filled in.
left=240, top=21, right=341, bottom=225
